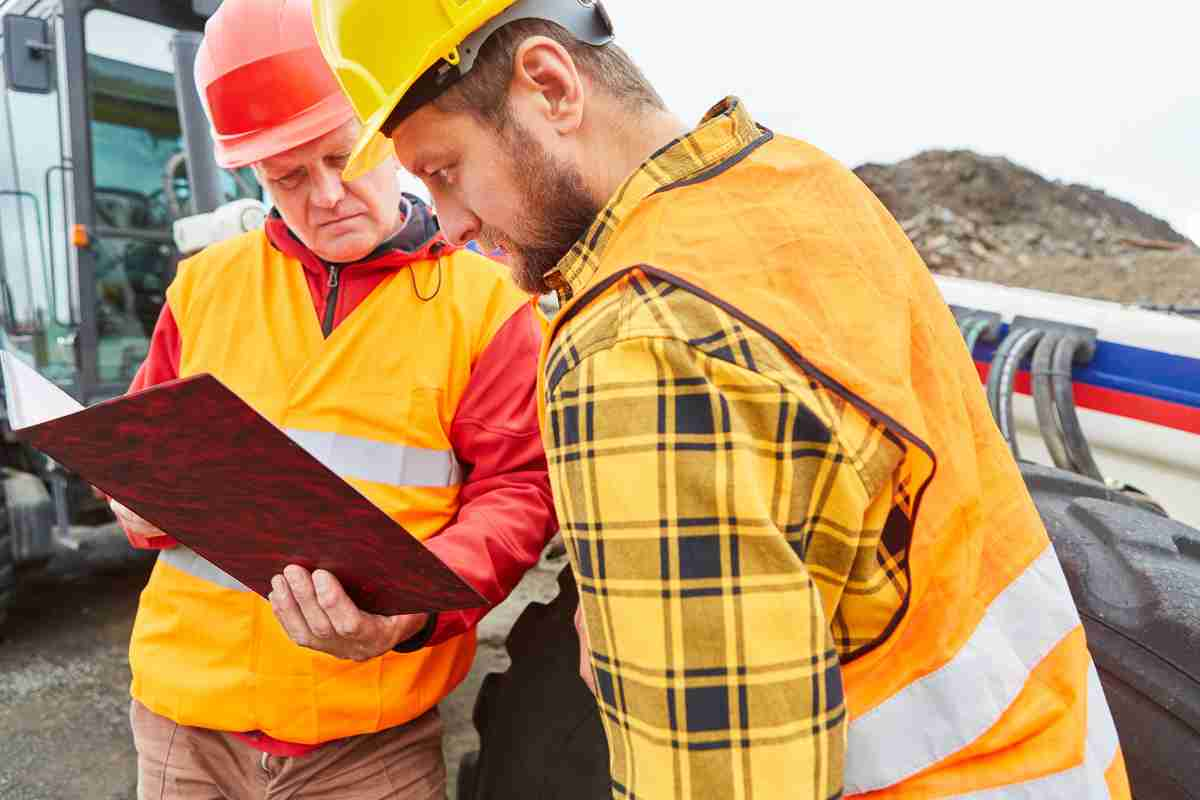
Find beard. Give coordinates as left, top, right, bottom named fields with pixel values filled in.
left=480, top=122, right=602, bottom=295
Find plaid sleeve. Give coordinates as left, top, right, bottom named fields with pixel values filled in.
left=547, top=332, right=866, bottom=800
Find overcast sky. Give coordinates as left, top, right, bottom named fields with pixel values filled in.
left=88, top=2, right=1199, bottom=242
left=602, top=0, right=1199, bottom=242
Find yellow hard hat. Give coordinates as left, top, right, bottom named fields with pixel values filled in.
left=312, top=0, right=614, bottom=181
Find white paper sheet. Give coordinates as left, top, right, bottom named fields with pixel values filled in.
left=1, top=351, right=84, bottom=430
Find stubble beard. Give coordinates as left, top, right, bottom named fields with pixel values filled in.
left=481, top=123, right=602, bottom=296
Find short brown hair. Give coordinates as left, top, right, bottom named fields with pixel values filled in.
left=434, top=18, right=666, bottom=128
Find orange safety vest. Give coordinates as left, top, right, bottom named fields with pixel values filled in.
left=129, top=229, right=527, bottom=743
left=538, top=132, right=1130, bottom=798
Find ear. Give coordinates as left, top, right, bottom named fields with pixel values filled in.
left=510, top=36, right=585, bottom=135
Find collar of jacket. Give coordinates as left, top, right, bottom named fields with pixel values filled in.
left=264, top=193, right=457, bottom=278
left=545, top=97, right=764, bottom=303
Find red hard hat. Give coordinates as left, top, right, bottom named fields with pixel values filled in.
left=195, top=0, right=357, bottom=169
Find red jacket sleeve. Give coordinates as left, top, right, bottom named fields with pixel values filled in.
left=417, top=303, right=557, bottom=646
left=121, top=303, right=182, bottom=549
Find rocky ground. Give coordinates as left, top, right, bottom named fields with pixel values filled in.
left=854, top=149, right=1199, bottom=307
left=0, top=547, right=566, bottom=800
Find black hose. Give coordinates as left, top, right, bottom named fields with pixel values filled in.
left=995, top=328, right=1043, bottom=460
left=987, top=327, right=1037, bottom=428
left=1052, top=335, right=1105, bottom=483
left=1031, top=331, right=1076, bottom=471
left=986, top=329, right=1021, bottom=426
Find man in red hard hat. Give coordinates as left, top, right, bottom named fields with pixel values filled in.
left=111, top=1, right=556, bottom=797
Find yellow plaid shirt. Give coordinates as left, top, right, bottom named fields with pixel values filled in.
left=542, top=99, right=910, bottom=799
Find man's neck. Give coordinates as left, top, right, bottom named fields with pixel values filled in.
left=586, top=107, right=690, bottom=206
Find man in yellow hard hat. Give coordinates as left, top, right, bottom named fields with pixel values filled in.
left=109, top=0, right=557, bottom=797
left=311, top=2, right=1131, bottom=798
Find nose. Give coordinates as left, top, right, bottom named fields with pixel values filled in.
left=431, top=190, right=481, bottom=247
left=309, top=165, right=346, bottom=210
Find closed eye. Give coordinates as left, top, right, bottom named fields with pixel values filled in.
left=271, top=169, right=305, bottom=189
left=428, top=165, right=455, bottom=186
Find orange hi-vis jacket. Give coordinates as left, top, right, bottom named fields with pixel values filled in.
left=128, top=213, right=553, bottom=745
left=538, top=106, right=1130, bottom=798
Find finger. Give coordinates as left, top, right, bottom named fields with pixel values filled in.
left=269, top=574, right=313, bottom=646
left=312, top=570, right=366, bottom=639
left=283, top=565, right=335, bottom=639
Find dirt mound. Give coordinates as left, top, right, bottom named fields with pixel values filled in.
left=854, top=150, right=1198, bottom=305
left=972, top=252, right=1200, bottom=307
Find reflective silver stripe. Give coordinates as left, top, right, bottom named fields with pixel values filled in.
left=846, top=545, right=1082, bottom=794
left=159, top=545, right=250, bottom=592
left=284, top=429, right=463, bottom=488
left=951, top=662, right=1121, bottom=799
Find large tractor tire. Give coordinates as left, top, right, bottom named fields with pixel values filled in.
left=464, top=464, right=1200, bottom=799
left=462, top=567, right=609, bottom=800
left=1020, top=462, right=1200, bottom=800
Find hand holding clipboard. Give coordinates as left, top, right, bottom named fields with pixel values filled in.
left=0, top=352, right=482, bottom=616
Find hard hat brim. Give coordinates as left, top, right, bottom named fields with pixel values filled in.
left=336, top=0, right=615, bottom=183
left=216, top=98, right=357, bottom=170
left=342, top=86, right=408, bottom=182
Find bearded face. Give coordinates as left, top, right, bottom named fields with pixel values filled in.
left=478, top=120, right=602, bottom=295
left=389, top=96, right=605, bottom=296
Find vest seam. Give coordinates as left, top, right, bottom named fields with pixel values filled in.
left=613, top=274, right=905, bottom=502
left=545, top=306, right=917, bottom=661
left=547, top=263, right=931, bottom=664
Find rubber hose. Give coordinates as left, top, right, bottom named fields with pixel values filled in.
left=986, top=327, right=1039, bottom=432
left=1031, top=332, right=1075, bottom=471
left=998, top=328, right=1043, bottom=459
left=962, top=317, right=987, bottom=358
left=986, top=328, right=1023, bottom=426
left=1052, top=335, right=1105, bottom=483
left=955, top=315, right=975, bottom=349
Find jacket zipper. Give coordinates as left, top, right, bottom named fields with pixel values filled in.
left=321, top=264, right=340, bottom=338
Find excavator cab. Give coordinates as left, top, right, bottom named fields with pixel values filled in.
left=0, top=0, right=257, bottom=614
left=1, top=1, right=259, bottom=401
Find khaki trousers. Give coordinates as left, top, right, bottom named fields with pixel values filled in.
left=130, top=700, right=446, bottom=800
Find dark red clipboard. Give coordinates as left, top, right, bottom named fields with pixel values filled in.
left=13, top=373, right=483, bottom=616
